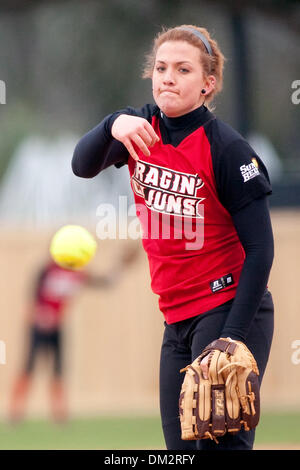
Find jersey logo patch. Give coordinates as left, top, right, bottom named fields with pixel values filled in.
left=240, top=159, right=260, bottom=183
left=210, top=274, right=234, bottom=293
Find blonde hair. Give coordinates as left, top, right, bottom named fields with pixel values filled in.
left=142, top=25, right=226, bottom=105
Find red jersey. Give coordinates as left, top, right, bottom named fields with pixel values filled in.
left=126, top=109, right=271, bottom=324
left=72, top=103, right=272, bottom=331
left=33, top=261, right=87, bottom=330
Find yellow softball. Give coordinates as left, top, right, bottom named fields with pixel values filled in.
left=50, top=225, right=97, bottom=270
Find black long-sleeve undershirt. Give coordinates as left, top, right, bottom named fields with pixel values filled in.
left=72, top=106, right=274, bottom=342
left=221, top=196, right=274, bottom=341
left=72, top=113, right=128, bottom=178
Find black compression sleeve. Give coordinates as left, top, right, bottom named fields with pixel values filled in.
left=72, top=104, right=157, bottom=178
left=220, top=196, right=274, bottom=342
left=71, top=114, right=129, bottom=178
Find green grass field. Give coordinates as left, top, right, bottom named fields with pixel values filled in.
left=0, top=413, right=299, bottom=450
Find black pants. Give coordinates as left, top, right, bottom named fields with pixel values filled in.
left=25, top=326, right=62, bottom=377
left=159, top=289, right=274, bottom=450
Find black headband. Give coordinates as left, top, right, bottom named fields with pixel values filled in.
left=178, top=27, right=213, bottom=56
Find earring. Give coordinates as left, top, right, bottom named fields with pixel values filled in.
left=201, top=89, right=206, bottom=94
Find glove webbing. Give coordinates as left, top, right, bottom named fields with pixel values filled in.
left=179, top=364, right=220, bottom=443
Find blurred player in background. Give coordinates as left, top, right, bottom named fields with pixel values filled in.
left=9, top=245, right=138, bottom=423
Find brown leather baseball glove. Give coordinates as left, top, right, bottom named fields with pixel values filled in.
left=179, top=337, right=260, bottom=443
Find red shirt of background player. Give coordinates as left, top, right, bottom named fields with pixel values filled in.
left=32, top=261, right=88, bottom=331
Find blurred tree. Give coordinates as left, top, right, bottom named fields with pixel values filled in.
left=0, top=0, right=299, bottom=31
left=0, top=0, right=299, bottom=191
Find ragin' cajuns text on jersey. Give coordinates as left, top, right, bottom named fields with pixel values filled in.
left=127, top=115, right=245, bottom=324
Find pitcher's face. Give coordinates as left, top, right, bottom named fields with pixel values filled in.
left=152, top=41, right=210, bottom=117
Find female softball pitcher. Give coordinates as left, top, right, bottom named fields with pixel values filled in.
left=72, top=25, right=274, bottom=450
